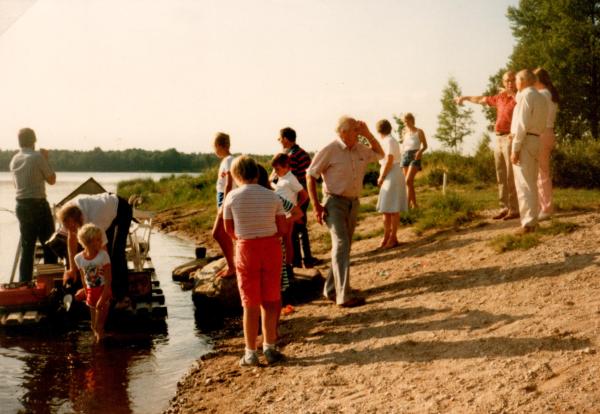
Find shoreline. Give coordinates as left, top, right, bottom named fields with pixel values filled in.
left=161, top=206, right=600, bottom=413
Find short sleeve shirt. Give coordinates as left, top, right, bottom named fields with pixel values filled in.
left=379, top=135, right=401, bottom=165
left=9, top=149, right=55, bottom=199
left=273, top=171, right=303, bottom=205
left=485, top=92, right=517, bottom=134
left=75, top=249, right=110, bottom=288
left=307, top=139, right=381, bottom=199
left=223, top=184, right=285, bottom=239
left=216, top=155, right=236, bottom=193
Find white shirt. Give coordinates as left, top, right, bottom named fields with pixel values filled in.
left=75, top=249, right=110, bottom=288
left=510, top=86, right=548, bottom=153
left=68, top=193, right=119, bottom=245
left=402, top=130, right=421, bottom=152
left=539, top=88, right=558, bottom=129
left=379, top=135, right=401, bottom=166
left=273, top=171, right=303, bottom=205
left=216, top=155, right=235, bottom=193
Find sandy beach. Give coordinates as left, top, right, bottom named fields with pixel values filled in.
left=161, top=205, right=600, bottom=413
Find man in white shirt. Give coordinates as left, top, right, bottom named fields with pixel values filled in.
left=510, top=69, right=548, bottom=233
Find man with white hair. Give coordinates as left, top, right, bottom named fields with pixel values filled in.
left=306, top=116, right=384, bottom=307
left=510, top=69, right=548, bottom=234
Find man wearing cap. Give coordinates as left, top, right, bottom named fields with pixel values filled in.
left=10, top=128, right=58, bottom=282
left=455, top=71, right=520, bottom=220
left=510, top=69, right=548, bottom=234
left=306, top=116, right=383, bottom=307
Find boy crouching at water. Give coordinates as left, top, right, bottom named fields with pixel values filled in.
left=74, top=223, right=112, bottom=343
left=223, top=155, right=287, bottom=367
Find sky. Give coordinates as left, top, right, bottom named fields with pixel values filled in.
left=0, top=0, right=518, bottom=156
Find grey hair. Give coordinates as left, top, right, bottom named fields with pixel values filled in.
left=336, top=116, right=356, bottom=134
left=517, top=69, right=536, bottom=85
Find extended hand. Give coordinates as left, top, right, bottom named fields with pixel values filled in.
left=63, top=269, right=77, bottom=286
left=454, top=97, right=464, bottom=105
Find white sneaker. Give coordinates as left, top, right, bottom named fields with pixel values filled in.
left=538, top=211, right=552, bottom=221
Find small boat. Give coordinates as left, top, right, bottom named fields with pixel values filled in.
left=0, top=178, right=167, bottom=330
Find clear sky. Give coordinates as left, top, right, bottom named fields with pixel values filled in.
left=0, top=0, right=517, bottom=155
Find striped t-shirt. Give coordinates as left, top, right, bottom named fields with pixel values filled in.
left=223, top=184, right=285, bottom=239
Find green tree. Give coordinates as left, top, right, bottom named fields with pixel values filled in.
left=393, top=115, right=406, bottom=142
left=506, top=0, right=600, bottom=140
left=435, top=77, right=474, bottom=152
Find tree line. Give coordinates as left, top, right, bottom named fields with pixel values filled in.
left=435, top=0, right=600, bottom=150
left=0, top=147, right=220, bottom=172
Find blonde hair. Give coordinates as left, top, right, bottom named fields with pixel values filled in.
left=231, top=155, right=258, bottom=182
left=213, top=132, right=230, bottom=150
left=77, top=223, right=103, bottom=247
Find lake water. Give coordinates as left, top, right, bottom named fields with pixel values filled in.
left=0, top=172, right=210, bottom=414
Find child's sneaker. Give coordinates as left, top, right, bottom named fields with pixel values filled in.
left=239, top=353, right=259, bottom=368
left=263, top=348, right=284, bottom=365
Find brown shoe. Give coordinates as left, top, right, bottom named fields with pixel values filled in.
left=503, top=212, right=520, bottom=221
left=515, top=225, right=536, bottom=235
left=339, top=296, right=366, bottom=308
left=493, top=209, right=509, bottom=220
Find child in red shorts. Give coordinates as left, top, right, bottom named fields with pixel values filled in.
left=223, top=155, right=287, bottom=367
left=74, top=223, right=112, bottom=343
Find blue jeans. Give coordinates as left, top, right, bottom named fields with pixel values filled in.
left=16, top=198, right=57, bottom=282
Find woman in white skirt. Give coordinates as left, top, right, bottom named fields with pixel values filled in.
left=376, top=119, right=408, bottom=249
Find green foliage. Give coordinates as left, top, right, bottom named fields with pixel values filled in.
left=413, top=191, right=477, bottom=233
left=506, top=0, right=600, bottom=139
left=552, top=137, right=600, bottom=188
left=0, top=147, right=220, bottom=172
left=490, top=233, right=540, bottom=253
left=435, top=77, right=475, bottom=151
left=393, top=115, right=406, bottom=139
left=490, top=219, right=579, bottom=253
left=118, top=169, right=218, bottom=213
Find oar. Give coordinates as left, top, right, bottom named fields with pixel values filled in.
left=9, top=237, right=21, bottom=283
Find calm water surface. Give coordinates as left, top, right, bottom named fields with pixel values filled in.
left=0, top=172, right=210, bottom=414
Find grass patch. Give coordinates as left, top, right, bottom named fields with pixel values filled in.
left=413, top=191, right=478, bottom=234
left=353, top=227, right=384, bottom=241
left=490, top=219, right=580, bottom=253
left=490, top=233, right=541, bottom=253
left=554, top=188, right=600, bottom=211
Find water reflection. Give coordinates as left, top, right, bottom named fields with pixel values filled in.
left=0, top=172, right=211, bottom=414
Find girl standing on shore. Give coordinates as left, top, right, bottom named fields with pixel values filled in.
left=401, top=113, right=428, bottom=209
left=223, top=156, right=287, bottom=367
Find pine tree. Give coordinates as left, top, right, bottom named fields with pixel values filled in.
left=435, top=77, right=474, bottom=152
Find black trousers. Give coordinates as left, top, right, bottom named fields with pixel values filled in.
left=105, top=197, right=133, bottom=299
left=16, top=198, right=57, bottom=282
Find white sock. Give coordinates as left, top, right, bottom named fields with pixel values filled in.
left=245, top=348, right=257, bottom=359
left=263, top=342, right=276, bottom=352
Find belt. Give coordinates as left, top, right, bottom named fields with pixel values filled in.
left=526, top=132, right=540, bottom=137
left=326, top=193, right=358, bottom=202
left=496, top=132, right=510, bottom=136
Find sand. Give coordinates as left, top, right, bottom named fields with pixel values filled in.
left=162, top=206, right=600, bottom=414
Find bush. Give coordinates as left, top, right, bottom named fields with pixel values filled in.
left=552, top=138, right=600, bottom=188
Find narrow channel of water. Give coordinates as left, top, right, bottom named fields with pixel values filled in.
left=0, top=172, right=210, bottom=414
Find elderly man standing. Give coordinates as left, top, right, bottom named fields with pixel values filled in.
left=455, top=71, right=520, bottom=220
left=510, top=69, right=548, bottom=234
left=306, top=117, right=384, bottom=307
left=10, top=128, right=57, bottom=282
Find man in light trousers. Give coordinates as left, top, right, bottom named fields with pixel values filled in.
left=510, top=69, right=548, bottom=233
left=306, top=117, right=383, bottom=307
